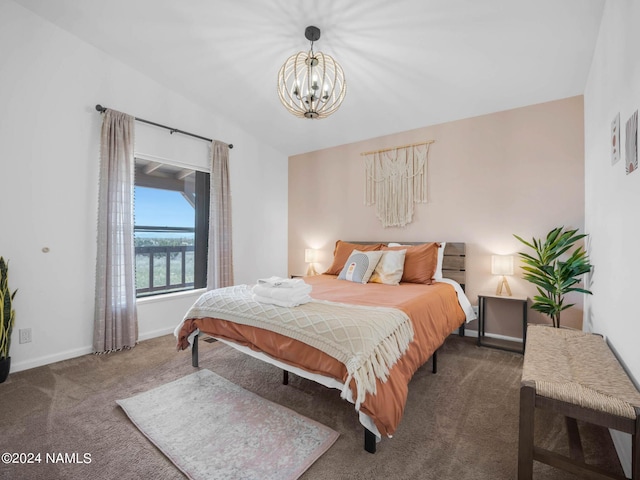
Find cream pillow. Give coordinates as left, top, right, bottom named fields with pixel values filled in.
left=337, top=250, right=383, bottom=284
left=369, top=249, right=407, bottom=285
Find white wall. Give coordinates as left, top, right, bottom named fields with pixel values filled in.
left=584, top=1, right=640, bottom=475
left=0, top=0, right=288, bottom=372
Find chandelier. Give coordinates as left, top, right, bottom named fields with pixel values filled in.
left=277, top=26, right=347, bottom=119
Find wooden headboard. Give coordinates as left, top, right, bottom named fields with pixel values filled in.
left=441, top=243, right=466, bottom=289
left=346, top=241, right=466, bottom=290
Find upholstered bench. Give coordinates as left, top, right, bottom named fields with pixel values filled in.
left=518, top=324, right=640, bottom=479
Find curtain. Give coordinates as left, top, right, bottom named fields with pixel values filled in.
left=93, top=109, right=138, bottom=353
left=207, top=140, right=234, bottom=289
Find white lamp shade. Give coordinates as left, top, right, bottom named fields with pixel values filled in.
left=305, top=248, right=318, bottom=263
left=491, top=255, right=514, bottom=276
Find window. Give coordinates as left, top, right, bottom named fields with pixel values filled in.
left=134, top=158, right=209, bottom=297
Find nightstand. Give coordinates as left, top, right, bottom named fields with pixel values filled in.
left=477, top=293, right=528, bottom=354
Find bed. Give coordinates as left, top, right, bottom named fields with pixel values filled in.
left=175, top=241, right=474, bottom=453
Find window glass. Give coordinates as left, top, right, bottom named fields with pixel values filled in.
left=134, top=159, right=208, bottom=297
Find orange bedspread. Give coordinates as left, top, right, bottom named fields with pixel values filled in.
left=176, top=274, right=466, bottom=437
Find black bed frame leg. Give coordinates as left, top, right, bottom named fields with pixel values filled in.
left=364, top=428, right=377, bottom=454
left=458, top=323, right=465, bottom=337
left=192, top=334, right=199, bottom=367
left=283, top=370, right=289, bottom=385
left=432, top=348, right=438, bottom=374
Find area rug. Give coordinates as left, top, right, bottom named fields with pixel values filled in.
left=116, top=369, right=339, bottom=480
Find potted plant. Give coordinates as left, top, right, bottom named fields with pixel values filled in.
left=514, top=227, right=592, bottom=328
left=0, top=257, right=17, bottom=383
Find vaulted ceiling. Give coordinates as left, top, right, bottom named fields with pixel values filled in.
left=15, top=0, right=605, bottom=156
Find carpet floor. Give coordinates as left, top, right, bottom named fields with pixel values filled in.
left=0, top=334, right=625, bottom=479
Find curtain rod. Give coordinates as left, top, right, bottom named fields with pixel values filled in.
left=360, top=140, right=434, bottom=156
left=95, top=104, right=233, bottom=149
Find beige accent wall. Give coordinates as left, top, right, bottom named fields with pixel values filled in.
left=289, top=96, right=585, bottom=334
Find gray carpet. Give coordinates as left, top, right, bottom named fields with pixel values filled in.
left=0, top=334, right=624, bottom=479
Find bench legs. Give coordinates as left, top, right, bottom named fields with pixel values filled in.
left=518, top=384, right=535, bottom=480
left=565, top=417, right=584, bottom=462
left=518, top=382, right=637, bottom=480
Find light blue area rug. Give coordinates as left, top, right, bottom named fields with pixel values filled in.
left=117, top=369, right=339, bottom=480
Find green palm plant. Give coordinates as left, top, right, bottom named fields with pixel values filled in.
left=514, top=227, right=592, bottom=328
left=0, top=257, right=17, bottom=359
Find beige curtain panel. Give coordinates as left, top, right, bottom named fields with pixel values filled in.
left=207, top=140, right=234, bottom=289
left=93, top=109, right=138, bottom=353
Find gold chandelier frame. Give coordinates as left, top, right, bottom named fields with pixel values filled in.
left=277, top=26, right=347, bottom=119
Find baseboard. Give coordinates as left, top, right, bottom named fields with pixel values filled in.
left=459, top=328, right=522, bottom=344
left=138, top=327, right=175, bottom=341
left=609, top=430, right=632, bottom=478
left=461, top=328, right=479, bottom=338
left=11, top=345, right=94, bottom=373
left=11, top=328, right=176, bottom=374
left=604, top=340, right=638, bottom=478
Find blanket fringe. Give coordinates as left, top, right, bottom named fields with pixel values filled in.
left=341, top=321, right=414, bottom=409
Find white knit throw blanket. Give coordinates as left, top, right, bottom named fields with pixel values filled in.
left=182, top=285, right=414, bottom=409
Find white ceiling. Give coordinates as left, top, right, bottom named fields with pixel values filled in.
left=15, top=0, right=605, bottom=156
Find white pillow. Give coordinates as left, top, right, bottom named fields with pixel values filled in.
left=434, top=242, right=446, bottom=280
left=388, top=242, right=446, bottom=280
left=369, top=249, right=407, bottom=285
left=338, top=250, right=383, bottom=284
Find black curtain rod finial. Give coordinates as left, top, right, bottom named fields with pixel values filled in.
left=95, top=104, right=106, bottom=113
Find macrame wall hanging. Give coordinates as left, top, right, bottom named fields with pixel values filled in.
left=362, top=140, right=434, bottom=228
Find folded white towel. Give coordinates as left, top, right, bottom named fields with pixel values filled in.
left=257, top=276, right=305, bottom=289
left=252, top=283, right=312, bottom=301
left=252, top=294, right=312, bottom=308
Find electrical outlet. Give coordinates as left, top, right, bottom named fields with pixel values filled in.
left=19, top=328, right=32, bottom=344
left=472, top=305, right=479, bottom=316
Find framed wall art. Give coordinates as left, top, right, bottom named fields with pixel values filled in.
left=625, top=110, right=638, bottom=175
left=611, top=112, right=620, bottom=165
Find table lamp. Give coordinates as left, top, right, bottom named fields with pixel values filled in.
left=491, top=255, right=514, bottom=296
left=305, top=249, right=318, bottom=276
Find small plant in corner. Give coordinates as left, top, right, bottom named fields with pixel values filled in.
left=0, top=257, right=17, bottom=382
left=514, top=227, right=592, bottom=328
